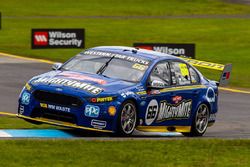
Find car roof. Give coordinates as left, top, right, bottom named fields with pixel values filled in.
left=82, top=46, right=182, bottom=62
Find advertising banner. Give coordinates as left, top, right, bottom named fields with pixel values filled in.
left=134, top=43, right=195, bottom=58
left=32, top=29, right=85, bottom=49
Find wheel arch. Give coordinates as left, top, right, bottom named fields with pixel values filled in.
left=114, top=98, right=138, bottom=136
left=123, top=98, right=140, bottom=121
left=184, top=100, right=210, bottom=137
left=190, top=99, right=211, bottom=125
left=195, top=95, right=212, bottom=115
left=202, top=101, right=212, bottom=115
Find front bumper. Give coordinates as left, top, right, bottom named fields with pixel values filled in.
left=18, top=88, right=120, bottom=133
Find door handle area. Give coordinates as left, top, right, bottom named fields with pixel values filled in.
left=192, top=90, right=200, bottom=95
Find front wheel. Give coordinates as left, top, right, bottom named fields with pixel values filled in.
left=182, top=103, right=209, bottom=137
left=116, top=100, right=137, bottom=136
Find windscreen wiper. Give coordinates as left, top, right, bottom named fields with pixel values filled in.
left=96, top=55, right=116, bottom=75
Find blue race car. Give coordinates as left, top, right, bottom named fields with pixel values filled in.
left=17, top=46, right=232, bottom=136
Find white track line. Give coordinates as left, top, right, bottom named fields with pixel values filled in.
left=0, top=130, right=12, bottom=137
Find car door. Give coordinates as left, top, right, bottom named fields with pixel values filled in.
left=143, top=61, right=173, bottom=126
left=159, top=61, right=202, bottom=126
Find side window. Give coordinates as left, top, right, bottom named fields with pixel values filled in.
left=149, top=62, right=171, bottom=87
left=189, top=66, right=200, bottom=84
left=170, top=62, right=191, bottom=85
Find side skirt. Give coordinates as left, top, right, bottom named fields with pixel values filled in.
left=136, top=126, right=191, bottom=133
left=17, top=114, right=113, bottom=133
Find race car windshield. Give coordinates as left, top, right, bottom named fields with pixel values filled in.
left=61, top=54, right=149, bottom=82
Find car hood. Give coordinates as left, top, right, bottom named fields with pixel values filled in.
left=30, top=71, right=135, bottom=96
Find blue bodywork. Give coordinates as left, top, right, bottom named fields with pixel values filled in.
left=18, top=46, right=218, bottom=133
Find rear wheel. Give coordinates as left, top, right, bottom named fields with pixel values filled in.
left=117, top=100, right=137, bottom=136
left=182, top=104, right=209, bottom=137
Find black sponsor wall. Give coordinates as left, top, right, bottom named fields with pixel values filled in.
left=32, top=29, right=85, bottom=49
left=134, top=43, right=195, bottom=58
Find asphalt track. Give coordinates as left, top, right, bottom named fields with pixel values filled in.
left=0, top=53, right=249, bottom=139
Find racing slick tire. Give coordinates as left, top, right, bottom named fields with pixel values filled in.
left=182, top=103, right=209, bottom=137
left=116, top=100, right=137, bottom=136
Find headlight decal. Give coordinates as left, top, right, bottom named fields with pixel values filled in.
left=25, top=83, right=32, bottom=91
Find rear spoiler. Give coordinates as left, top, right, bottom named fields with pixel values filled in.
left=181, top=58, right=232, bottom=86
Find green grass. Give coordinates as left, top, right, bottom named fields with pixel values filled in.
left=0, top=0, right=250, bottom=87
left=1, top=0, right=250, bottom=16
left=0, top=116, right=55, bottom=129
left=0, top=139, right=249, bottom=167
left=0, top=117, right=249, bottom=166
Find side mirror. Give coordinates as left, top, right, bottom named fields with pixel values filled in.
left=148, top=80, right=166, bottom=89
left=52, top=63, right=63, bottom=70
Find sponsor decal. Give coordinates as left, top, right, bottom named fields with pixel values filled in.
left=134, top=43, right=195, bottom=58
left=84, top=50, right=150, bottom=65
left=33, top=77, right=103, bottom=95
left=222, top=72, right=230, bottom=80
left=91, top=119, right=106, bottom=129
left=85, top=105, right=100, bottom=118
left=40, top=103, right=48, bottom=108
left=157, top=100, right=192, bottom=122
left=40, top=103, right=71, bottom=112
left=121, top=91, right=135, bottom=98
left=90, top=97, right=115, bottom=103
left=19, top=105, right=25, bottom=114
left=136, top=86, right=145, bottom=92
left=160, top=85, right=206, bottom=93
left=136, top=91, right=147, bottom=95
left=179, top=63, right=189, bottom=76
left=108, top=106, right=116, bottom=116
left=172, top=96, right=183, bottom=104
left=149, top=90, right=161, bottom=95
left=32, top=29, right=84, bottom=49
left=183, top=58, right=224, bottom=71
left=21, top=92, right=31, bottom=105
left=145, top=99, right=159, bottom=125
left=57, top=71, right=106, bottom=84
left=209, top=113, right=216, bottom=122
left=132, top=63, right=147, bottom=71
left=206, top=87, right=216, bottom=103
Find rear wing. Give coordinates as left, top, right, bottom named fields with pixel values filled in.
left=181, top=58, right=232, bottom=86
